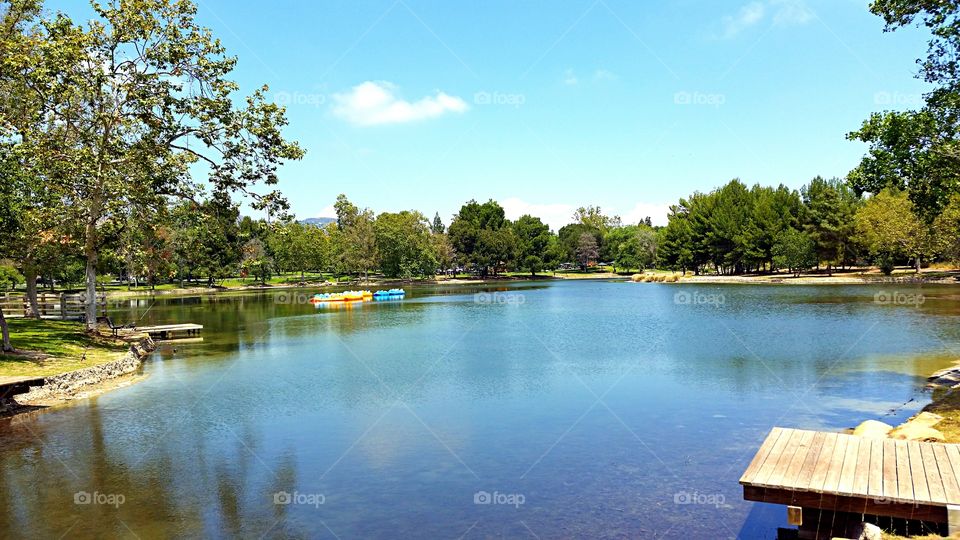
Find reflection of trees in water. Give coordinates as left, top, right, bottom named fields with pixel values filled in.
left=0, top=398, right=314, bottom=538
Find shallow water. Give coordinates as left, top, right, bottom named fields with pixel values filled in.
left=1, top=281, right=959, bottom=539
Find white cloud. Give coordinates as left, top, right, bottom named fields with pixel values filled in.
left=771, top=0, right=814, bottom=25
left=563, top=68, right=579, bottom=86
left=721, top=1, right=765, bottom=38
left=331, top=81, right=468, bottom=126
left=719, top=0, right=812, bottom=38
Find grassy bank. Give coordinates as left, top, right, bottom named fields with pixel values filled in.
left=0, top=319, right=129, bottom=378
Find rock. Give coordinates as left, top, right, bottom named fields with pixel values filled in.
left=906, top=411, right=943, bottom=429
left=888, top=423, right=946, bottom=442
left=855, top=522, right=882, bottom=540
left=852, top=420, right=892, bottom=439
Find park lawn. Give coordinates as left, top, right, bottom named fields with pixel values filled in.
left=0, top=319, right=130, bottom=378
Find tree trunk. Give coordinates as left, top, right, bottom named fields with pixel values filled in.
left=916, top=255, right=922, bottom=273
left=84, top=218, right=99, bottom=332
left=0, top=307, right=11, bottom=352
left=24, top=266, right=40, bottom=319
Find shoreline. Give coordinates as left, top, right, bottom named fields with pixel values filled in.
left=0, top=334, right=157, bottom=418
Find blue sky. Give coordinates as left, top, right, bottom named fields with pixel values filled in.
left=55, top=0, right=932, bottom=229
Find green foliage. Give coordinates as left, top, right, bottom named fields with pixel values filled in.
left=0, top=265, right=24, bottom=290
left=374, top=211, right=436, bottom=279
left=854, top=189, right=929, bottom=273
left=448, top=199, right=515, bottom=276
left=613, top=225, right=657, bottom=272
left=240, top=238, right=272, bottom=284
left=772, top=228, right=816, bottom=277
left=802, top=177, right=860, bottom=273
left=575, top=233, right=599, bottom=269
left=512, top=215, right=552, bottom=275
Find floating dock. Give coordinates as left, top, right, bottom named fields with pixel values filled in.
left=741, top=427, right=960, bottom=538
left=137, top=323, right=203, bottom=340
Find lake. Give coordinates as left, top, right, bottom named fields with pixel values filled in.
left=1, top=280, right=959, bottom=539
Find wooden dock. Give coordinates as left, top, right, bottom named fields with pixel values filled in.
left=0, top=376, right=45, bottom=399
left=741, top=427, right=960, bottom=537
left=137, top=323, right=203, bottom=340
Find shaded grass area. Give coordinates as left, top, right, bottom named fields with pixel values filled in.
left=923, top=388, right=960, bottom=443
left=0, top=319, right=129, bottom=378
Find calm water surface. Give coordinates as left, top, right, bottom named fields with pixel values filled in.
left=2, top=280, right=960, bottom=539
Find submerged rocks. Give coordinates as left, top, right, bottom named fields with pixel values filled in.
left=927, top=365, right=960, bottom=388
left=851, top=420, right=892, bottom=439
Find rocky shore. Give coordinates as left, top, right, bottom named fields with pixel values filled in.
left=0, top=335, right=156, bottom=416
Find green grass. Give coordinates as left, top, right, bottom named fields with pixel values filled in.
left=0, top=319, right=129, bottom=378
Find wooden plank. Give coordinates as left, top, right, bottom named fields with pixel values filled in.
left=809, top=432, right=838, bottom=491
left=868, top=438, right=884, bottom=498
left=882, top=438, right=898, bottom=501
left=923, top=443, right=948, bottom=504
left=822, top=434, right=850, bottom=494
left=743, top=484, right=948, bottom=523
left=783, top=430, right=816, bottom=489
left=837, top=435, right=862, bottom=495
left=945, top=446, right=960, bottom=505
left=754, top=428, right=796, bottom=486
left=795, top=431, right=826, bottom=490
left=740, top=427, right=785, bottom=484
left=896, top=440, right=914, bottom=501
left=934, top=445, right=960, bottom=505
left=852, top=437, right=872, bottom=496
left=767, top=429, right=806, bottom=488
left=909, top=440, right=931, bottom=502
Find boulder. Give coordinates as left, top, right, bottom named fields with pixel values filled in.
left=888, top=424, right=946, bottom=443
left=851, top=420, right=892, bottom=439
left=855, top=522, right=882, bottom=540
left=906, top=411, right=943, bottom=429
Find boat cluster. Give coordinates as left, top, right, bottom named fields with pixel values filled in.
left=309, top=289, right=405, bottom=303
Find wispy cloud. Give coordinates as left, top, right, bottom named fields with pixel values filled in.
left=593, top=69, right=618, bottom=82
left=721, top=2, right=766, bottom=39
left=331, top=81, right=468, bottom=127
left=719, top=0, right=812, bottom=39
left=563, top=68, right=579, bottom=86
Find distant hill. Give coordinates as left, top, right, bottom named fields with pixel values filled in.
left=300, top=217, right=336, bottom=226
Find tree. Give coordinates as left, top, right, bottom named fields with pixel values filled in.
left=854, top=189, right=929, bottom=273
left=575, top=233, right=599, bottom=270
left=558, top=223, right=602, bottom=265
left=772, top=228, right=816, bottom=277
left=374, top=211, right=436, bottom=279
left=448, top=199, right=514, bottom=277
left=431, top=212, right=445, bottom=234
left=658, top=204, right=695, bottom=273
left=802, top=177, right=859, bottom=275
left=0, top=0, right=304, bottom=330
left=342, top=209, right=377, bottom=280
left=847, top=1, right=960, bottom=219
left=512, top=214, right=553, bottom=276
left=573, top=206, right=620, bottom=234
left=240, top=238, right=272, bottom=284
left=615, top=226, right=657, bottom=272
